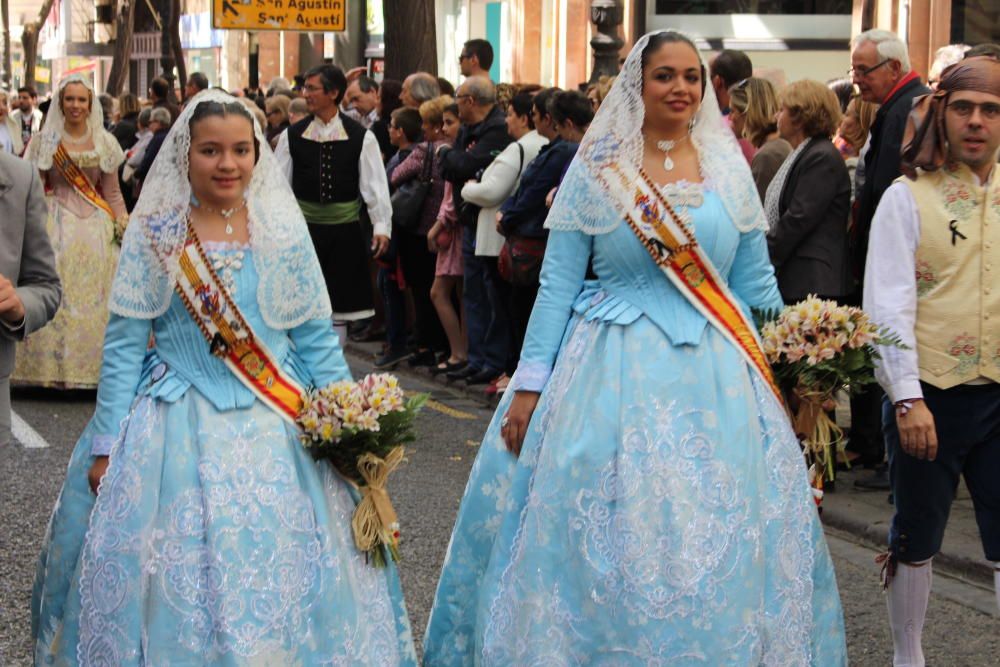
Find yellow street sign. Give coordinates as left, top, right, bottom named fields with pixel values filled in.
left=212, top=0, right=345, bottom=32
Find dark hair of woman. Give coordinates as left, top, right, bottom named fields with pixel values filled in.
left=532, top=88, right=560, bottom=119
left=443, top=103, right=460, bottom=118
left=437, top=77, right=456, bottom=97
left=188, top=100, right=261, bottom=163
left=378, top=79, right=403, bottom=118
left=826, top=78, right=854, bottom=113
left=548, top=90, right=595, bottom=128
left=640, top=31, right=706, bottom=98
left=509, top=93, right=535, bottom=129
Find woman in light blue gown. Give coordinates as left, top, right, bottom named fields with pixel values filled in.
left=31, top=91, right=417, bottom=665
left=423, top=31, right=847, bottom=665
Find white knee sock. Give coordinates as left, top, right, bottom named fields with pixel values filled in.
left=887, top=558, right=932, bottom=667
left=993, top=563, right=1000, bottom=614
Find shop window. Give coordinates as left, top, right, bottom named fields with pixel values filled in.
left=653, top=0, right=850, bottom=14
left=951, top=0, right=1000, bottom=46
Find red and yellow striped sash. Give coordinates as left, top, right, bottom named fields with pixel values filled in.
left=52, top=143, right=116, bottom=219
left=602, top=163, right=783, bottom=404
left=175, top=229, right=304, bottom=423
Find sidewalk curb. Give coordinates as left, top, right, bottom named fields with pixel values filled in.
left=821, top=500, right=995, bottom=586
left=343, top=341, right=500, bottom=409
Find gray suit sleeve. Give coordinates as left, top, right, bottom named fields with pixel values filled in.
left=9, top=169, right=61, bottom=339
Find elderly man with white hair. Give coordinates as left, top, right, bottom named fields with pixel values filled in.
left=847, top=29, right=932, bottom=492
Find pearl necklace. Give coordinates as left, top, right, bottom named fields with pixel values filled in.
left=655, top=135, right=689, bottom=171
left=61, top=126, right=92, bottom=146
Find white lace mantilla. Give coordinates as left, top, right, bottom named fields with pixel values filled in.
left=545, top=30, right=767, bottom=236
left=26, top=73, right=124, bottom=174
left=110, top=89, right=332, bottom=329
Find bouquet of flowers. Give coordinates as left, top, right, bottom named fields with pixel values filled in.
left=758, top=296, right=903, bottom=496
left=297, top=373, right=427, bottom=566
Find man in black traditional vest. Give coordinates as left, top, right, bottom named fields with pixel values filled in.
left=274, top=64, right=392, bottom=342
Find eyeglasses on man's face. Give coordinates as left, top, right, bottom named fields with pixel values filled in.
left=458, top=53, right=472, bottom=62
left=947, top=100, right=1000, bottom=121
left=848, top=59, right=891, bottom=79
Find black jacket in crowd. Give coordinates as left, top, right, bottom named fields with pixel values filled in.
left=766, top=136, right=852, bottom=304
left=852, top=75, right=930, bottom=284
left=499, top=138, right=578, bottom=239
left=441, top=104, right=513, bottom=226
left=111, top=112, right=139, bottom=151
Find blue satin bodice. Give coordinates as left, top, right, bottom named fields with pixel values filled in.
left=90, top=244, right=350, bottom=454
left=513, top=186, right=783, bottom=391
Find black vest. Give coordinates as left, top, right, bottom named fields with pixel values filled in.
left=287, top=113, right=366, bottom=204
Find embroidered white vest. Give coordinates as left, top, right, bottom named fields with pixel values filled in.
left=900, top=163, right=1000, bottom=390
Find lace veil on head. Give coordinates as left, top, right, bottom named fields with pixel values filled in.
left=546, top=30, right=767, bottom=235
left=27, top=73, right=124, bottom=173
left=110, top=89, right=332, bottom=329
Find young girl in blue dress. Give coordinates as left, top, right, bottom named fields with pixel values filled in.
left=32, top=91, right=417, bottom=666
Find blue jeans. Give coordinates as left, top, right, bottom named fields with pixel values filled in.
left=462, top=226, right=509, bottom=373
left=885, top=382, right=1000, bottom=563
left=378, top=265, right=406, bottom=353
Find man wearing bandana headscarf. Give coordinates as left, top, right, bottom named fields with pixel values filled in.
left=864, top=56, right=1000, bottom=667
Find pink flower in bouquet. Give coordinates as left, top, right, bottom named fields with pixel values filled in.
left=360, top=373, right=406, bottom=416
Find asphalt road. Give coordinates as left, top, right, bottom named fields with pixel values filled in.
left=3, top=354, right=999, bottom=665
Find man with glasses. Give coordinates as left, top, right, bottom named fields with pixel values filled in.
left=273, top=64, right=393, bottom=345
left=864, top=55, right=1000, bottom=667
left=849, top=29, right=931, bottom=492
left=440, top=76, right=513, bottom=386
left=459, top=39, right=494, bottom=80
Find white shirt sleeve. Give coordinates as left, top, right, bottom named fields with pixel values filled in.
left=863, top=182, right=922, bottom=404
left=358, top=130, right=392, bottom=238
left=461, top=143, right=521, bottom=208
left=273, top=130, right=293, bottom=186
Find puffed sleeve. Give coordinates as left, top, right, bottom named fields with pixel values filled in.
left=288, top=317, right=353, bottom=387
left=90, top=315, right=153, bottom=456
left=509, top=229, right=593, bottom=392
left=728, top=228, right=784, bottom=315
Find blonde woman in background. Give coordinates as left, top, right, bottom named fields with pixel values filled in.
left=585, top=74, right=616, bottom=111
left=729, top=76, right=792, bottom=202
left=15, top=74, right=128, bottom=388
left=264, top=94, right=291, bottom=147
left=0, top=90, right=24, bottom=155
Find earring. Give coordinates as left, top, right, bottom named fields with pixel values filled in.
left=190, top=193, right=200, bottom=208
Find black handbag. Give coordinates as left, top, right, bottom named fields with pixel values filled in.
left=391, top=142, right=434, bottom=231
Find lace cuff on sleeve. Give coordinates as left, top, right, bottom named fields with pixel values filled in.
left=509, top=361, right=552, bottom=393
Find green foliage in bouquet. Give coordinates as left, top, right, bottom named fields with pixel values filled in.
left=321, top=393, right=429, bottom=486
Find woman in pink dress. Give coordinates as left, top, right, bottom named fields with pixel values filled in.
left=15, top=74, right=127, bottom=388
left=427, top=103, right=467, bottom=374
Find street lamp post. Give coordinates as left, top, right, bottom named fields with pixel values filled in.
left=589, top=0, right=623, bottom=83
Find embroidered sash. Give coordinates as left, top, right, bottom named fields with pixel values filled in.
left=600, top=163, right=784, bottom=404
left=52, top=143, right=116, bottom=219
left=175, top=228, right=305, bottom=423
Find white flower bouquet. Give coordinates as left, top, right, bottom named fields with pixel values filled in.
left=297, top=373, right=428, bottom=566
left=758, top=296, right=903, bottom=496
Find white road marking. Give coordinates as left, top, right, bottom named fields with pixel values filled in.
left=12, top=410, right=51, bottom=449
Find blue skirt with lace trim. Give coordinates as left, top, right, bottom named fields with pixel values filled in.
left=423, top=309, right=847, bottom=666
